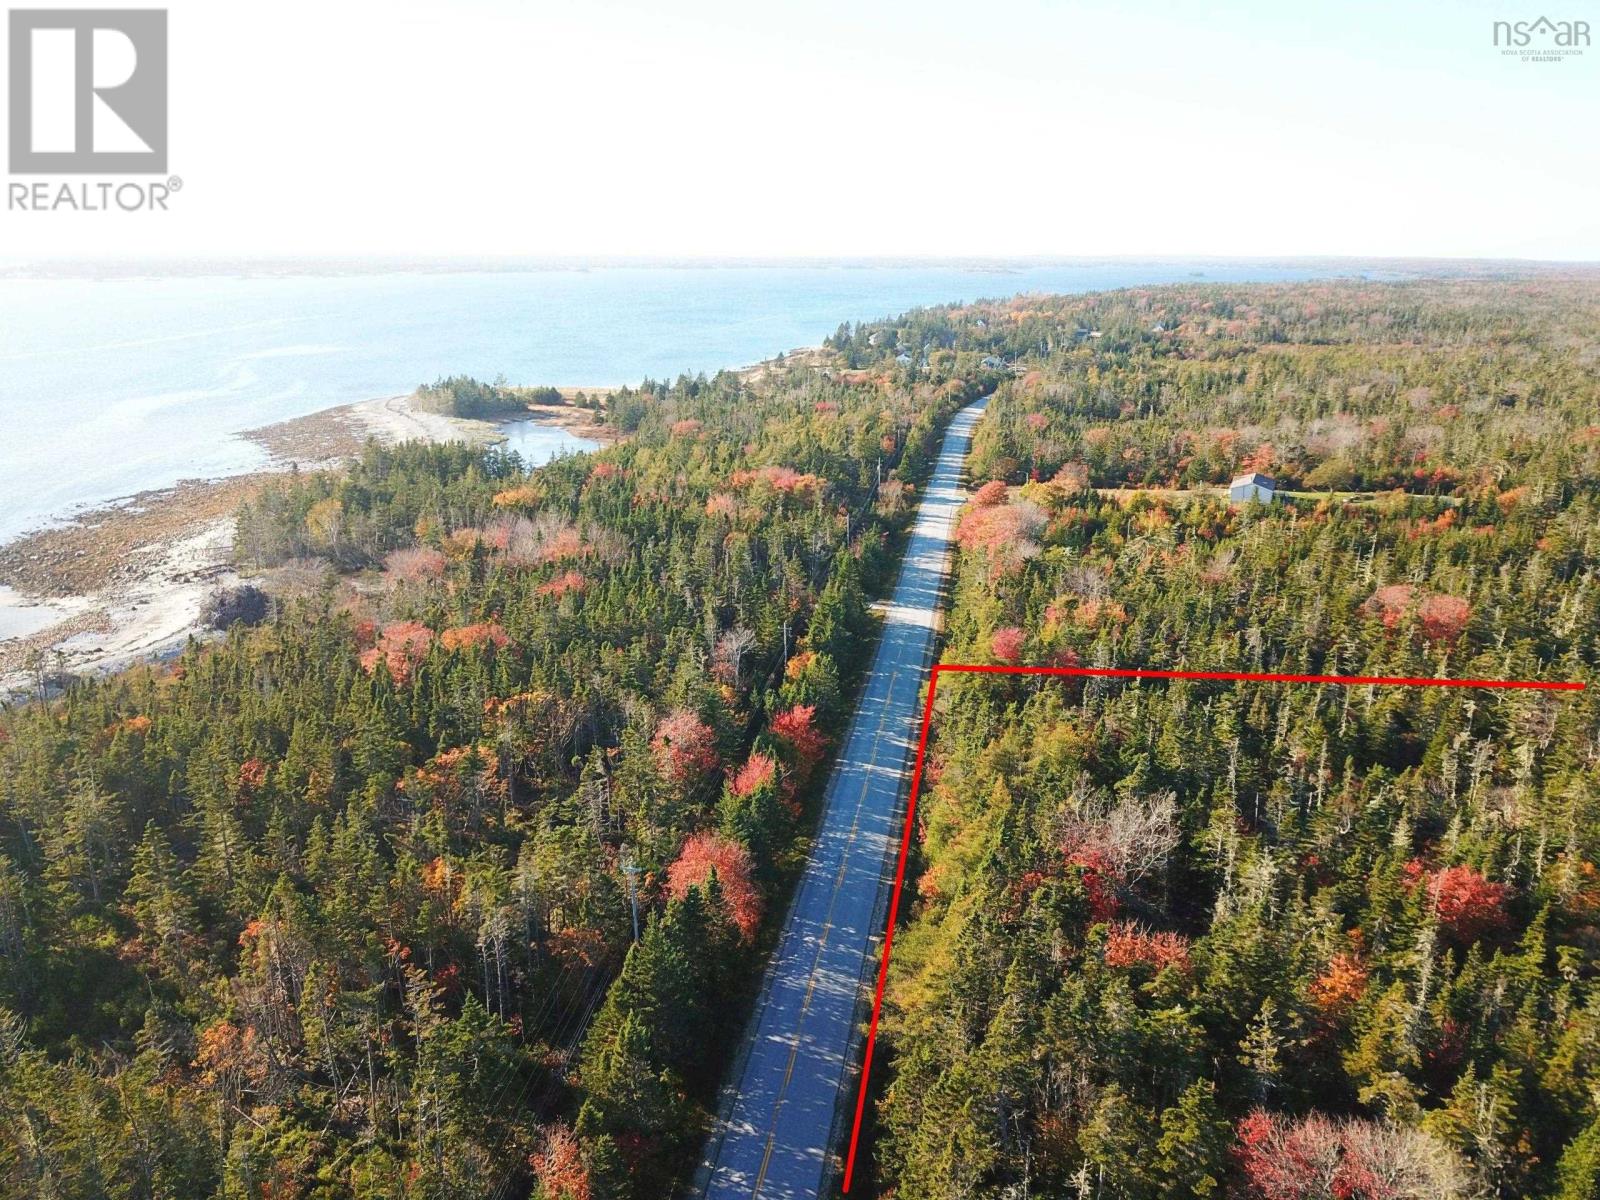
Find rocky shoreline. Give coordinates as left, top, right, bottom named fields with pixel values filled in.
left=0, top=392, right=610, bottom=696
left=0, top=474, right=275, bottom=599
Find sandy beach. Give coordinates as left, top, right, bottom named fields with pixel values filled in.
left=0, top=391, right=608, bottom=698
left=240, top=394, right=505, bottom=464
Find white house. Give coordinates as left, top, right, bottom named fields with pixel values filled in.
left=1229, top=472, right=1277, bottom=504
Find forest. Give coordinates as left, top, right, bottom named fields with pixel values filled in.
left=411, top=376, right=533, bottom=420
left=2, top=276, right=1596, bottom=1200
left=0, top=343, right=987, bottom=1197
left=852, top=280, right=1600, bottom=1199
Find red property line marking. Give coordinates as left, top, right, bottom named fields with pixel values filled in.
left=840, top=663, right=1585, bottom=1192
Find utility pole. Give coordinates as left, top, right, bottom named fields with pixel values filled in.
left=621, top=853, right=642, bottom=944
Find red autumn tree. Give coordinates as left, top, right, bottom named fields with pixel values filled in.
left=728, top=465, right=822, bottom=499
left=1364, top=584, right=1418, bottom=629
left=1428, top=865, right=1508, bottom=944
left=1060, top=791, right=1177, bottom=921
left=1236, top=1110, right=1469, bottom=1199
left=955, top=500, right=1046, bottom=580
left=667, top=832, right=762, bottom=941
left=537, top=570, right=587, bottom=598
left=1419, top=593, right=1471, bottom=643
left=1363, top=585, right=1470, bottom=643
left=1235, top=1110, right=1343, bottom=1199
left=1067, top=847, right=1119, bottom=921
left=237, top=758, right=268, bottom=794
left=990, top=626, right=1026, bottom=663
left=729, top=752, right=777, bottom=798
left=651, top=709, right=719, bottom=784
left=770, top=705, right=828, bottom=777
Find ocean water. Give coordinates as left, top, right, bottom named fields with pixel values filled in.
left=0, top=261, right=1367, bottom=544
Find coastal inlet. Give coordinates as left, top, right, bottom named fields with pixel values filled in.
left=0, top=391, right=602, bottom=698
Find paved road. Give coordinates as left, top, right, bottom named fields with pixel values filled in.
left=700, top=397, right=987, bottom=1199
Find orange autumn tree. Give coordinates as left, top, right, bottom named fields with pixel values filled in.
left=1308, top=952, right=1369, bottom=1021
left=1103, top=922, right=1191, bottom=973
left=439, top=622, right=511, bottom=653
left=530, top=1123, right=591, bottom=1200
left=358, top=620, right=435, bottom=683
left=972, top=479, right=1010, bottom=507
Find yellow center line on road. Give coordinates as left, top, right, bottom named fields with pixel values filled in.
left=750, top=669, right=899, bottom=1198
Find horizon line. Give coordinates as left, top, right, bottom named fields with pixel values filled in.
left=6, top=251, right=1600, bottom=272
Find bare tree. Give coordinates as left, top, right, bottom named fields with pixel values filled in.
left=714, top=626, right=758, bottom=689
left=1055, top=785, right=1180, bottom=891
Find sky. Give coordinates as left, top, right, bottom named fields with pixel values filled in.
left=1, top=0, right=1596, bottom=261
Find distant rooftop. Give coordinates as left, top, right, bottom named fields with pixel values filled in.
left=1230, top=472, right=1275, bottom=488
